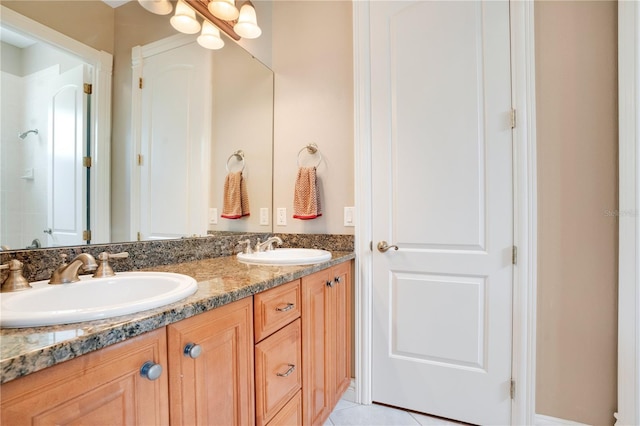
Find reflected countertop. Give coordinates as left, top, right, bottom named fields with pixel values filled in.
left=0, top=251, right=355, bottom=384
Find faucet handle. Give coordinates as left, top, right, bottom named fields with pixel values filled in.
left=94, top=252, right=129, bottom=278
left=1, top=259, right=31, bottom=292
left=240, top=239, right=253, bottom=254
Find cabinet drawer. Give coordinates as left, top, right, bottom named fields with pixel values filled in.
left=266, top=389, right=302, bottom=426
left=254, top=279, right=301, bottom=342
left=255, top=319, right=302, bottom=426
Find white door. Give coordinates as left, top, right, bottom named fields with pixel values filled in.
left=138, top=41, right=211, bottom=240
left=370, top=1, right=513, bottom=425
left=47, top=64, right=88, bottom=247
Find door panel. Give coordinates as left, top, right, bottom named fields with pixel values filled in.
left=371, top=1, right=513, bottom=424
left=392, top=273, right=486, bottom=368
left=48, top=64, right=87, bottom=246
left=139, top=42, right=210, bottom=240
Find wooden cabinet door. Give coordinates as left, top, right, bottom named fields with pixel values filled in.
left=1, top=328, right=169, bottom=425
left=331, top=261, right=352, bottom=403
left=301, top=268, right=332, bottom=425
left=302, top=261, right=353, bottom=425
left=167, top=297, right=255, bottom=426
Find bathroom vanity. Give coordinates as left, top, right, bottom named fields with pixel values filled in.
left=0, top=252, right=354, bottom=425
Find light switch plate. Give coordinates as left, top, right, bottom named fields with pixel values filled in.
left=260, top=208, right=269, bottom=225
left=209, top=208, right=218, bottom=225
left=276, top=208, right=287, bottom=226
left=344, top=206, right=355, bottom=227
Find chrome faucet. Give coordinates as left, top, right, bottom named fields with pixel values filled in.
left=49, top=253, right=98, bottom=284
left=255, top=236, right=283, bottom=252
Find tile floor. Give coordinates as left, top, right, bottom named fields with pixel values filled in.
left=325, top=399, right=466, bottom=426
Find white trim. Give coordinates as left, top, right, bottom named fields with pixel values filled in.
left=0, top=6, right=112, bottom=244
left=352, top=0, right=373, bottom=406
left=510, top=1, right=538, bottom=425
left=617, top=3, right=640, bottom=426
left=352, top=1, right=537, bottom=423
left=536, top=414, right=590, bottom=426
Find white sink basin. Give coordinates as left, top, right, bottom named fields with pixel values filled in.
left=237, top=248, right=332, bottom=265
left=0, top=272, right=198, bottom=328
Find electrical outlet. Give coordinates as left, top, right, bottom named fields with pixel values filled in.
left=260, top=208, right=269, bottom=225
left=209, top=208, right=218, bottom=225
left=276, top=208, right=287, bottom=226
left=344, top=206, right=355, bottom=227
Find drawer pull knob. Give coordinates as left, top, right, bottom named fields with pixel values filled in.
left=276, top=303, right=295, bottom=312
left=276, top=364, right=296, bottom=377
left=184, top=343, right=202, bottom=359
left=140, top=361, right=163, bottom=381
left=334, top=276, right=342, bottom=283
left=326, top=280, right=334, bottom=288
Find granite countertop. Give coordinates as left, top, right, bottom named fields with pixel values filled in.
left=0, top=251, right=355, bottom=384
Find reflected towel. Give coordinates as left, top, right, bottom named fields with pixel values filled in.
left=221, top=171, right=250, bottom=219
left=293, top=166, right=322, bottom=220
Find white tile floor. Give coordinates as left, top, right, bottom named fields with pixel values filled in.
left=325, top=399, right=466, bottom=426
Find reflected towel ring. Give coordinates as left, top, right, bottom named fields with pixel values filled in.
left=297, top=143, right=322, bottom=168
left=226, top=150, right=245, bottom=173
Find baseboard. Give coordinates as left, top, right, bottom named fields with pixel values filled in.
left=536, top=414, right=590, bottom=426
left=340, top=379, right=356, bottom=403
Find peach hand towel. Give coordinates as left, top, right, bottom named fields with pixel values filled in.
left=293, top=166, right=322, bottom=220
left=221, top=171, right=250, bottom=219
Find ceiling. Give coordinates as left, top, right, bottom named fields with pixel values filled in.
left=101, top=0, right=132, bottom=8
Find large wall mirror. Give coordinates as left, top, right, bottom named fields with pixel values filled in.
left=0, top=0, right=274, bottom=251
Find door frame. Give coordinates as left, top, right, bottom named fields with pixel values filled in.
left=0, top=6, right=112, bottom=245
left=617, top=3, right=640, bottom=425
left=352, top=1, right=538, bottom=424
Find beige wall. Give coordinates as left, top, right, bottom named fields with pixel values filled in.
left=535, top=1, right=618, bottom=425
left=271, top=1, right=354, bottom=235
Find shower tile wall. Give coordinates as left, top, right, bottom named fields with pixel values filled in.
left=1, top=69, right=25, bottom=250
left=1, top=66, right=53, bottom=250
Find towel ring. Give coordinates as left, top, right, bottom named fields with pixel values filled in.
left=226, top=150, right=245, bottom=173
left=297, top=143, right=322, bottom=168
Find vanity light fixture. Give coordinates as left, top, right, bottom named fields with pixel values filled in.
left=207, top=0, right=239, bottom=21
left=197, top=21, right=225, bottom=50
left=233, top=2, right=261, bottom=39
left=139, top=0, right=262, bottom=47
left=137, top=0, right=172, bottom=15
left=170, top=0, right=202, bottom=34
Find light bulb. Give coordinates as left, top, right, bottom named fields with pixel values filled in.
left=197, top=21, right=225, bottom=50
left=170, top=0, right=201, bottom=34
left=138, top=0, right=172, bottom=15
left=208, top=0, right=239, bottom=21
left=233, top=3, right=261, bottom=39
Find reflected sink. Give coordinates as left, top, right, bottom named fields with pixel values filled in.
left=237, top=248, right=332, bottom=265
left=0, top=272, right=198, bottom=328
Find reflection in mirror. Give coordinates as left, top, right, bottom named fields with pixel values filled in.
left=0, top=1, right=274, bottom=251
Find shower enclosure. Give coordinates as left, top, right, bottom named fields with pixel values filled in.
left=0, top=29, right=91, bottom=249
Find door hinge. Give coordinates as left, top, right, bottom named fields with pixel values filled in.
left=137, top=154, right=143, bottom=166
left=510, top=379, right=516, bottom=399
left=83, top=83, right=92, bottom=95
left=83, top=230, right=92, bottom=241
left=139, top=77, right=143, bottom=89
left=137, top=232, right=142, bottom=241
left=512, top=245, right=518, bottom=265
left=510, top=108, right=516, bottom=129
left=83, top=156, right=92, bottom=168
